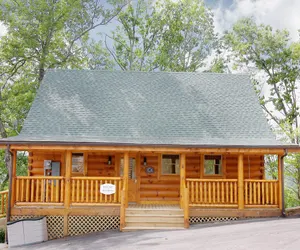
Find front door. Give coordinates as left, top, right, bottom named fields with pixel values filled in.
left=120, top=155, right=137, bottom=203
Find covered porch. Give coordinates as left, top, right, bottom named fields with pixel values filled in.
left=4, top=144, right=284, bottom=234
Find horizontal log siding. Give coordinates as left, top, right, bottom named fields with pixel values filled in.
left=28, top=151, right=65, bottom=176
left=226, top=155, right=264, bottom=179
left=139, top=154, right=180, bottom=202
left=86, top=153, right=116, bottom=177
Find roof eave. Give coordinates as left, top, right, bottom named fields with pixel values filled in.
left=0, top=139, right=298, bottom=150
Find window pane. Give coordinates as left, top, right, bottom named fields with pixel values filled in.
left=204, top=155, right=222, bottom=175
left=72, top=153, right=84, bottom=173
left=120, top=157, right=136, bottom=179
left=162, top=155, right=180, bottom=174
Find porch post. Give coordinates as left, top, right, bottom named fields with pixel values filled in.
left=278, top=154, right=283, bottom=211
left=180, top=153, right=186, bottom=209
left=123, top=152, right=129, bottom=208
left=64, top=151, right=72, bottom=209
left=10, top=150, right=17, bottom=209
left=238, top=154, right=244, bottom=209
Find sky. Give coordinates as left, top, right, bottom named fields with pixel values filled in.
left=0, top=0, right=299, bottom=41
left=211, top=0, right=300, bottom=41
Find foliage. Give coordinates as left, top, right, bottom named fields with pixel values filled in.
left=224, top=18, right=300, bottom=207
left=264, top=155, right=278, bottom=180
left=100, top=0, right=216, bottom=71
left=0, top=0, right=127, bottom=188
left=0, top=228, right=5, bottom=243
left=224, top=18, right=300, bottom=143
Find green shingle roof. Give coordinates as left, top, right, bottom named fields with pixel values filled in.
left=1, top=70, right=289, bottom=147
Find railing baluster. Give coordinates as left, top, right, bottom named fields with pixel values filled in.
left=56, top=180, right=59, bottom=202
left=96, top=180, right=99, bottom=203
left=249, top=182, right=252, bottom=204
left=61, top=179, right=64, bottom=203
left=204, top=182, right=207, bottom=203
left=274, top=182, right=278, bottom=205
left=221, top=182, right=224, bottom=203
left=226, top=182, right=229, bottom=203
left=81, top=180, right=84, bottom=202
left=199, top=182, right=202, bottom=203
left=208, top=182, right=211, bottom=204
left=71, top=179, right=75, bottom=203
left=16, top=179, right=20, bottom=202
left=191, top=181, right=194, bottom=203
left=113, top=180, right=117, bottom=203
left=270, top=182, right=273, bottom=204
left=235, top=181, right=238, bottom=204
left=213, top=182, right=216, bottom=204
left=91, top=180, right=94, bottom=203
left=266, top=182, right=269, bottom=205
left=51, top=179, right=54, bottom=202
left=196, top=181, right=199, bottom=203
left=258, top=182, right=261, bottom=205
left=262, top=182, right=265, bottom=205
left=46, top=179, right=49, bottom=202
left=100, top=180, right=102, bottom=203
left=36, top=179, right=40, bottom=202
left=217, top=182, right=220, bottom=203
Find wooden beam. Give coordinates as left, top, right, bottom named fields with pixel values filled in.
left=10, top=150, right=17, bottom=209
left=190, top=208, right=281, bottom=218
left=63, top=214, right=68, bottom=236
left=238, top=154, right=244, bottom=209
left=278, top=155, right=283, bottom=210
left=123, top=152, right=129, bottom=208
left=180, top=153, right=186, bottom=208
left=11, top=206, right=120, bottom=216
left=9, top=144, right=285, bottom=155
left=64, top=151, right=72, bottom=208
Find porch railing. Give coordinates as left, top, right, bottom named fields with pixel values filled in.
left=0, top=190, right=8, bottom=217
left=244, top=180, right=279, bottom=207
left=70, top=177, right=122, bottom=205
left=186, top=179, right=238, bottom=207
left=15, top=176, right=65, bottom=205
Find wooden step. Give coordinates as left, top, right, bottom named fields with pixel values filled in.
left=126, top=216, right=183, bottom=223
left=125, top=222, right=184, bottom=227
left=125, top=209, right=183, bottom=215
left=122, top=226, right=184, bottom=232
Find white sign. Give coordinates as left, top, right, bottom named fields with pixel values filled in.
left=100, top=184, right=116, bottom=195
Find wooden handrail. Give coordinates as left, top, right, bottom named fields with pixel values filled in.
left=71, top=177, right=122, bottom=180
left=16, top=176, right=64, bottom=180
left=15, top=177, right=65, bottom=204
left=186, top=178, right=237, bottom=182
left=244, top=179, right=279, bottom=207
left=0, top=190, right=9, bottom=195
left=186, top=179, right=238, bottom=207
left=70, top=177, right=122, bottom=204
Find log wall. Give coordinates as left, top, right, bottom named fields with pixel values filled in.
left=28, top=152, right=264, bottom=203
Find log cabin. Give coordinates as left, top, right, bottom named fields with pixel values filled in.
left=0, top=70, right=299, bottom=239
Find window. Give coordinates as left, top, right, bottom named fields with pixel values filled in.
left=204, top=155, right=222, bottom=175
left=162, top=154, right=180, bottom=174
left=120, top=157, right=136, bottom=179
left=72, top=153, right=84, bottom=173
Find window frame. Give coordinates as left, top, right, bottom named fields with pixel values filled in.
left=71, top=152, right=87, bottom=176
left=160, top=154, right=180, bottom=176
left=203, top=154, right=223, bottom=177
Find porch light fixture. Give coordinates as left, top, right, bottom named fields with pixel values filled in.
left=108, top=156, right=112, bottom=165
left=143, top=157, right=147, bottom=166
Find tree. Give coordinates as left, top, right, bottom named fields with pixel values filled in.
left=224, top=18, right=300, bottom=207
left=101, top=0, right=216, bottom=71
left=0, top=0, right=127, bottom=188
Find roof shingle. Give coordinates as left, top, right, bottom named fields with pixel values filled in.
left=2, top=70, right=286, bottom=147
